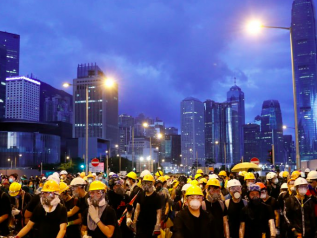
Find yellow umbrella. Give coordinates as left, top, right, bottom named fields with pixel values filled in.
left=231, top=162, right=261, bottom=172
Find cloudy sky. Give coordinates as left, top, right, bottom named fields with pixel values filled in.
left=1, top=0, right=310, bottom=133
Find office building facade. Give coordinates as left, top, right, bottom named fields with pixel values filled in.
left=243, top=123, right=261, bottom=162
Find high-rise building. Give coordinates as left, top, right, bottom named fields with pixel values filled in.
left=227, top=83, right=245, bottom=162
left=73, top=63, right=119, bottom=147
left=118, top=114, right=134, bottom=154
left=243, top=123, right=260, bottom=162
left=0, top=31, right=20, bottom=118
left=165, top=127, right=178, bottom=135
left=260, top=100, right=284, bottom=164
left=284, top=135, right=295, bottom=164
left=165, top=134, right=181, bottom=164
left=181, top=97, right=205, bottom=169
left=291, top=0, right=317, bottom=161
left=5, top=76, right=40, bottom=121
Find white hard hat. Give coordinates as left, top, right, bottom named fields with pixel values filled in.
left=48, top=174, right=60, bottom=184
left=140, top=170, right=151, bottom=178
left=42, top=177, right=47, bottom=180
left=266, top=172, right=276, bottom=180
left=305, top=168, right=311, bottom=173
left=92, top=173, right=96, bottom=177
left=209, top=174, right=218, bottom=180
left=294, top=177, right=308, bottom=187
left=181, top=184, right=192, bottom=192
left=301, top=172, right=305, bottom=178
left=227, top=179, right=241, bottom=189
left=279, top=171, right=284, bottom=178
left=60, top=170, right=68, bottom=175
left=281, top=183, right=288, bottom=189
left=70, top=177, right=86, bottom=186
left=307, top=171, right=317, bottom=180
left=109, top=172, right=115, bottom=176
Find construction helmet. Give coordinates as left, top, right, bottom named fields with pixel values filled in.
left=9, top=182, right=21, bottom=197
left=126, top=172, right=137, bottom=180
left=281, top=183, right=288, bottom=189
left=164, top=175, right=170, bottom=180
left=70, top=177, right=86, bottom=186
left=155, top=171, right=164, bottom=177
left=256, top=182, right=267, bottom=190
left=282, top=171, right=290, bottom=178
left=209, top=174, right=219, bottom=180
left=143, top=174, right=155, bottom=182
left=227, top=179, right=241, bottom=189
left=83, top=176, right=88, bottom=181
left=89, top=181, right=106, bottom=191
left=181, top=184, right=192, bottom=192
left=291, top=171, right=301, bottom=179
left=80, top=172, right=86, bottom=178
left=307, top=171, right=317, bottom=180
left=248, top=184, right=261, bottom=193
left=305, top=168, right=311, bottom=173
left=59, top=182, right=69, bottom=194
left=42, top=180, right=60, bottom=194
left=187, top=178, right=192, bottom=183
left=195, top=174, right=202, bottom=180
left=157, top=176, right=166, bottom=183
left=219, top=171, right=227, bottom=177
left=198, top=178, right=207, bottom=184
left=244, top=172, right=255, bottom=180
left=87, top=173, right=94, bottom=178
left=266, top=172, right=276, bottom=180
left=140, top=170, right=151, bottom=178
left=60, top=170, right=68, bottom=175
left=238, top=171, right=247, bottom=177
left=206, top=178, right=221, bottom=188
left=185, top=185, right=204, bottom=197
left=279, top=171, right=284, bottom=178
left=294, top=177, right=308, bottom=187
left=190, top=180, right=199, bottom=186
left=196, top=169, right=204, bottom=174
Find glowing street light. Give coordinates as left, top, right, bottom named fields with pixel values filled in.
left=246, top=20, right=263, bottom=35
left=142, top=122, right=149, bottom=128
left=63, top=82, right=72, bottom=88
left=104, top=78, right=115, bottom=88
left=140, top=157, right=144, bottom=161
left=156, top=133, right=163, bottom=139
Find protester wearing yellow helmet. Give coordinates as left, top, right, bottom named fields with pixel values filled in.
left=155, top=176, right=170, bottom=226
left=16, top=180, right=68, bottom=238
left=291, top=170, right=301, bottom=180
left=173, top=185, right=216, bottom=237
left=197, top=169, right=204, bottom=175
left=155, top=170, right=164, bottom=178
left=81, top=180, right=120, bottom=238
left=244, top=172, right=255, bottom=186
left=126, top=171, right=142, bottom=201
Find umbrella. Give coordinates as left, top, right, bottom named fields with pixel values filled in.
left=231, top=162, right=261, bottom=172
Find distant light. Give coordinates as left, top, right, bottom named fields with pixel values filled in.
left=283, top=125, right=287, bottom=130
left=143, top=122, right=149, bottom=128
left=104, top=78, right=115, bottom=88
left=6, top=76, right=41, bottom=85
left=140, top=157, right=144, bottom=161
left=80, top=165, right=84, bottom=168
left=246, top=20, right=263, bottom=35
left=157, top=133, right=163, bottom=139
left=63, top=82, right=71, bottom=88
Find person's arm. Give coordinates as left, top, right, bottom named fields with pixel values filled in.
left=56, top=223, right=67, bottom=238
left=97, top=222, right=115, bottom=237
left=0, top=214, right=8, bottom=223
left=239, top=222, right=245, bottom=238
left=133, top=203, right=141, bottom=223
left=223, top=216, right=230, bottom=238
left=81, top=225, right=88, bottom=237
left=156, top=208, right=162, bottom=225
left=268, top=219, right=276, bottom=237
left=16, top=220, right=35, bottom=237
left=68, top=213, right=82, bottom=226
left=67, top=206, right=79, bottom=217
left=274, top=210, right=280, bottom=228
left=164, top=201, right=169, bottom=216
left=24, top=210, right=32, bottom=224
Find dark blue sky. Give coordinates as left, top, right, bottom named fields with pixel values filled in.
left=1, top=0, right=313, bottom=133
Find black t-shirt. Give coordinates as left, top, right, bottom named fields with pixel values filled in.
left=65, top=198, right=81, bottom=238
left=108, top=190, right=129, bottom=219
left=30, top=203, right=67, bottom=238
left=135, top=191, right=161, bottom=230
left=205, top=200, right=227, bottom=238
left=190, top=210, right=202, bottom=238
left=26, top=194, right=40, bottom=212
left=82, top=205, right=121, bottom=238
left=264, top=196, right=279, bottom=211
left=0, top=191, right=11, bottom=235
left=240, top=203, right=274, bottom=238
left=77, top=193, right=89, bottom=214
left=227, top=199, right=245, bottom=238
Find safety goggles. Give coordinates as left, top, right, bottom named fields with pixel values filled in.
left=142, top=181, right=153, bottom=186
left=209, top=186, right=221, bottom=191
left=229, top=186, right=241, bottom=192
left=41, top=192, right=57, bottom=197
left=89, top=190, right=104, bottom=196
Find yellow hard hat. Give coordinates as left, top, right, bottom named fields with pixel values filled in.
left=187, top=178, right=192, bottom=183
left=59, top=182, right=69, bottom=194
left=195, top=174, right=202, bottom=180
left=291, top=171, right=301, bottom=179
left=9, top=182, right=21, bottom=197
left=89, top=181, right=106, bottom=191
left=157, top=176, right=166, bottom=183
left=197, top=169, right=203, bottom=174
left=206, top=178, right=221, bottom=188
left=239, top=171, right=247, bottom=177
left=185, top=185, right=204, bottom=197
left=164, top=175, right=170, bottom=180
left=42, top=180, right=60, bottom=194
left=143, top=174, right=155, bottom=182
left=282, top=171, right=290, bottom=178
left=244, top=172, right=255, bottom=180
left=126, top=171, right=137, bottom=180
left=155, top=171, right=164, bottom=177
left=80, top=172, right=86, bottom=178
left=219, top=171, right=227, bottom=177
left=198, top=178, right=207, bottom=184
left=190, top=180, right=199, bottom=186
left=83, top=176, right=88, bottom=181
left=87, top=174, right=94, bottom=178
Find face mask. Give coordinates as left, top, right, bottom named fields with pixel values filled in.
left=290, top=186, right=295, bottom=191
left=251, top=197, right=261, bottom=206
left=88, top=179, right=93, bottom=183
left=233, top=192, right=241, bottom=199
left=43, top=194, right=55, bottom=206
left=200, top=185, right=203, bottom=189
left=260, top=193, right=266, bottom=199
left=298, top=188, right=308, bottom=196
left=143, top=184, right=153, bottom=193
left=247, top=182, right=253, bottom=187
left=156, top=186, right=162, bottom=192
left=9, top=178, right=14, bottom=183
left=114, top=187, right=124, bottom=195
left=98, top=177, right=103, bottom=181
left=273, top=179, right=278, bottom=184
left=210, top=193, right=221, bottom=202
left=189, top=199, right=201, bottom=210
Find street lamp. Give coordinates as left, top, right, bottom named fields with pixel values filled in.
left=246, top=20, right=300, bottom=169
left=63, top=78, right=116, bottom=174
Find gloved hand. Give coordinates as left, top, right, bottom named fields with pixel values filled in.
left=276, top=228, right=280, bottom=235
left=126, top=218, right=132, bottom=227
left=12, top=209, right=20, bottom=216
left=88, top=205, right=100, bottom=224
left=152, top=224, right=161, bottom=236
left=67, top=221, right=74, bottom=227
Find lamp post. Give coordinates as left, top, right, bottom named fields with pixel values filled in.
left=246, top=21, right=300, bottom=169
left=63, top=78, right=115, bottom=174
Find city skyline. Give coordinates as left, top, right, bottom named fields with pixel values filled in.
left=0, top=0, right=309, bottom=132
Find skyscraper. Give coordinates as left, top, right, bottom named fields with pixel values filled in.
left=291, top=0, right=317, bottom=160
left=73, top=63, right=119, bottom=147
left=5, top=76, right=40, bottom=121
left=165, top=134, right=181, bottom=164
left=118, top=114, right=134, bottom=154
left=227, top=83, right=245, bottom=162
left=0, top=31, right=20, bottom=118
left=181, top=97, right=205, bottom=169
left=260, top=100, right=284, bottom=163
left=243, top=123, right=260, bottom=161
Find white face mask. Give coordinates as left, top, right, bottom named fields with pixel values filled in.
left=260, top=193, right=266, bottom=199
left=233, top=192, right=241, bottom=199
left=298, top=188, right=308, bottom=196
left=273, top=178, right=278, bottom=184
left=189, top=199, right=201, bottom=210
